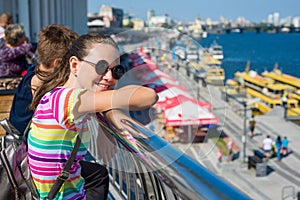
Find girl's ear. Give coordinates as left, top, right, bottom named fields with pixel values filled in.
left=69, top=56, right=80, bottom=77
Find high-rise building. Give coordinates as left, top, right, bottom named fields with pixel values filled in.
left=293, top=17, right=300, bottom=28
left=273, top=12, right=280, bottom=26
left=267, top=14, right=273, bottom=24
left=147, top=9, right=155, bottom=22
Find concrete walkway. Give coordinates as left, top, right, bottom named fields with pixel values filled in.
left=161, top=64, right=300, bottom=200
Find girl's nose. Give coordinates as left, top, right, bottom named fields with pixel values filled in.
left=102, top=69, right=112, bottom=80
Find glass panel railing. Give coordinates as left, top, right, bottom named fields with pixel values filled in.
left=92, top=110, right=250, bottom=200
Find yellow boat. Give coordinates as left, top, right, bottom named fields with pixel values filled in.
left=228, top=62, right=299, bottom=116
left=234, top=61, right=273, bottom=90
left=262, top=63, right=300, bottom=102
left=262, top=63, right=300, bottom=89
left=192, top=53, right=225, bottom=86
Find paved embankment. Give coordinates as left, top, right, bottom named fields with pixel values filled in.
left=159, top=62, right=300, bottom=200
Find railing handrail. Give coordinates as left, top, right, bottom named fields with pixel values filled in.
left=96, top=111, right=251, bottom=200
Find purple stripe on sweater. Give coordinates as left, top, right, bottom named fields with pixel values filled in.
left=28, top=148, right=66, bottom=158
left=28, top=153, right=67, bottom=163
left=28, top=149, right=83, bottom=160
left=39, top=98, right=49, bottom=104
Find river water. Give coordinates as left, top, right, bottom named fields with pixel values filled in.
left=198, top=32, right=300, bottom=81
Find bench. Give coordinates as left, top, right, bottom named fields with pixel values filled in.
left=0, top=94, right=14, bottom=137
left=248, top=149, right=266, bottom=170
left=248, top=149, right=268, bottom=177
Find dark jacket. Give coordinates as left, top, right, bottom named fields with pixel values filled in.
left=9, top=65, right=35, bottom=133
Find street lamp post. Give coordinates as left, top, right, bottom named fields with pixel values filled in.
left=195, top=76, right=200, bottom=99
left=242, top=101, right=247, bottom=163
left=195, top=75, right=206, bottom=100
left=226, top=92, right=248, bottom=163
left=281, top=98, right=288, bottom=120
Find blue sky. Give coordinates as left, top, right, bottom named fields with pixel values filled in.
left=88, top=0, right=299, bottom=23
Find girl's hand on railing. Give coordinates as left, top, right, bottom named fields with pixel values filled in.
left=103, top=109, right=148, bottom=139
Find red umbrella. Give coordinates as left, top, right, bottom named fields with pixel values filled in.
left=147, top=75, right=179, bottom=86
left=129, top=53, right=158, bottom=80
left=155, top=94, right=211, bottom=110
left=139, top=69, right=172, bottom=81
left=162, top=100, right=218, bottom=126
left=144, top=82, right=187, bottom=93
left=157, top=86, right=192, bottom=102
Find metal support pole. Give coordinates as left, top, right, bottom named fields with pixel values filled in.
left=243, top=102, right=247, bottom=163
left=281, top=98, right=288, bottom=121
left=284, top=103, right=287, bottom=120
left=196, top=77, right=200, bottom=100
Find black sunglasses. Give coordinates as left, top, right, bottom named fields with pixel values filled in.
left=82, top=59, right=125, bottom=79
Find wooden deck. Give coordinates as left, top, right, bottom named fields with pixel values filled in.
left=0, top=94, right=14, bottom=136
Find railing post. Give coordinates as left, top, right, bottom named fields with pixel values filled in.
left=243, top=101, right=247, bottom=163
left=282, top=99, right=288, bottom=121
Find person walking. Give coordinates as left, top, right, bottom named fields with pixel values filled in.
left=281, top=136, right=289, bottom=156
left=262, top=135, right=273, bottom=160
left=217, top=149, right=223, bottom=163
left=226, top=139, right=233, bottom=162
left=248, top=115, right=256, bottom=138
left=275, top=136, right=282, bottom=161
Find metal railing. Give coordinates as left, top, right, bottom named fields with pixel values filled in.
left=96, top=110, right=251, bottom=200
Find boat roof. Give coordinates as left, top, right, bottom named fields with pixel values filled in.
left=201, top=54, right=221, bottom=65
left=235, top=72, right=272, bottom=87
left=226, top=79, right=239, bottom=86
left=262, top=71, right=300, bottom=89
left=287, top=98, right=298, bottom=104
left=267, top=83, right=294, bottom=91
left=246, top=88, right=282, bottom=104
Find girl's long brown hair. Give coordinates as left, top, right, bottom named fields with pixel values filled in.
left=30, top=33, right=119, bottom=110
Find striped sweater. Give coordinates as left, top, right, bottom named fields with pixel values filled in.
left=28, top=87, right=90, bottom=200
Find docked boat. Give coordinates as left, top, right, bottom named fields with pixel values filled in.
left=185, top=43, right=200, bottom=61
left=262, top=63, right=300, bottom=102
left=208, top=40, right=224, bottom=61
left=262, top=63, right=300, bottom=88
left=228, top=62, right=300, bottom=116
left=192, top=52, right=225, bottom=86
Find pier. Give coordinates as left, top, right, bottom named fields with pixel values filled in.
left=159, top=59, right=300, bottom=200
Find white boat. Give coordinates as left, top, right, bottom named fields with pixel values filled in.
left=208, top=41, right=224, bottom=61
left=186, top=43, right=200, bottom=61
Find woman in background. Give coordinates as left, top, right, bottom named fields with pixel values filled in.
left=0, top=12, right=13, bottom=39
left=0, top=24, right=35, bottom=77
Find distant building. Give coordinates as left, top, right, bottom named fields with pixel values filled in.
left=122, top=18, right=131, bottom=27
left=187, top=17, right=204, bottom=39
left=293, top=17, right=300, bottom=28
left=267, top=14, right=273, bottom=24
left=99, top=5, right=123, bottom=28
left=132, top=18, right=145, bottom=30
left=147, top=9, right=155, bottom=23
left=273, top=12, right=280, bottom=26
left=149, top=15, right=171, bottom=27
